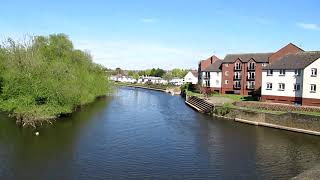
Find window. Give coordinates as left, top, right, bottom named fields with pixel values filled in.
left=311, top=84, right=317, bottom=93
left=311, top=68, right=317, bottom=77
left=234, top=81, right=241, bottom=88
left=225, top=64, right=229, bottom=67
left=225, top=71, right=229, bottom=76
left=248, top=72, right=255, bottom=80
left=294, top=84, right=300, bottom=91
left=225, top=80, right=229, bottom=85
left=235, top=63, right=241, bottom=70
left=266, top=83, right=272, bottom=90
left=295, top=69, right=301, bottom=76
left=279, top=69, right=286, bottom=76
left=247, top=81, right=255, bottom=89
left=278, top=83, right=285, bottom=91
left=267, top=70, right=273, bottom=76
left=234, top=72, right=241, bottom=79
left=205, top=72, right=210, bottom=79
left=248, top=62, right=255, bottom=70
left=215, top=80, right=219, bottom=85
left=205, top=80, right=210, bottom=87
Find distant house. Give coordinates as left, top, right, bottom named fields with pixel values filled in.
left=110, top=75, right=137, bottom=83
left=184, top=71, right=198, bottom=84
left=170, top=78, right=184, bottom=86
left=138, top=76, right=168, bottom=85
left=201, top=60, right=223, bottom=93
left=262, top=51, right=320, bottom=106
left=198, top=55, right=220, bottom=85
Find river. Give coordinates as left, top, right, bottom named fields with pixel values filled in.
left=0, top=87, right=319, bottom=179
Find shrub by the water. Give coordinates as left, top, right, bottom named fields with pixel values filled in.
left=0, top=34, right=111, bottom=126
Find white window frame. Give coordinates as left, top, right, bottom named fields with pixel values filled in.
left=248, top=72, right=255, bottom=80
left=294, top=83, right=300, bottom=91
left=294, top=69, right=301, bottom=76
left=248, top=62, right=255, bottom=70
left=266, top=83, right=272, bottom=90
left=267, top=69, right=273, bottom=76
left=311, top=84, right=317, bottom=93
left=235, top=63, right=241, bottom=70
left=279, top=69, right=286, bottom=76
left=278, top=83, right=285, bottom=91
left=311, top=68, right=317, bottom=77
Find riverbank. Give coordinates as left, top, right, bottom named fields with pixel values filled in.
left=114, top=82, right=181, bottom=95
left=0, top=34, right=111, bottom=127
left=185, top=95, right=320, bottom=136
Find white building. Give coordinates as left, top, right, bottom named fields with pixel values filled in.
left=170, top=78, right=184, bottom=86
left=201, top=60, right=223, bottom=93
left=110, top=75, right=137, bottom=83
left=261, top=51, right=320, bottom=106
left=184, top=71, right=198, bottom=84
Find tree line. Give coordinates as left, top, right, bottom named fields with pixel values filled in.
left=111, top=68, right=189, bottom=80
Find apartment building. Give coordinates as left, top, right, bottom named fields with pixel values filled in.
left=261, top=51, right=320, bottom=106
left=220, top=43, right=303, bottom=96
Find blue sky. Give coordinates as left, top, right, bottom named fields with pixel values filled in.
left=1, top=0, right=320, bottom=70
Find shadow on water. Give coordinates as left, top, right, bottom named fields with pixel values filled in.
left=0, top=96, right=113, bottom=179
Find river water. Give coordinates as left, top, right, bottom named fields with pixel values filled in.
left=0, top=87, right=319, bottom=179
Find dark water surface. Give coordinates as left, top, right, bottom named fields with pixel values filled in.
left=0, top=87, right=320, bottom=179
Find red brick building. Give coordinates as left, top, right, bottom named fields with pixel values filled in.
left=198, top=55, right=220, bottom=84
left=221, top=43, right=304, bottom=96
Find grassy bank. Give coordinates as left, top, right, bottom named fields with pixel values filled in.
left=0, top=34, right=111, bottom=126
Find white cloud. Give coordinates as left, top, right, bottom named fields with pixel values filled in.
left=297, top=23, right=320, bottom=31
left=74, top=40, right=210, bottom=70
left=140, top=18, right=156, bottom=23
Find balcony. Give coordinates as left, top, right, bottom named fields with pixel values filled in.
left=247, top=76, right=255, bottom=80
left=233, top=85, right=241, bottom=89
left=234, top=66, right=242, bottom=71
left=234, top=75, right=241, bottom=80
left=247, top=85, right=255, bottom=90
left=203, top=76, right=210, bottom=80
left=247, top=66, right=256, bottom=71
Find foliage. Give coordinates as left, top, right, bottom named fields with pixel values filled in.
left=0, top=34, right=111, bottom=125
left=213, top=106, right=230, bottom=116
left=171, top=68, right=187, bottom=78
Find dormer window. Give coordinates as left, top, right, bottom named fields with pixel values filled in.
left=279, top=69, right=286, bottom=76
left=311, top=68, right=317, bottom=77
left=234, top=63, right=241, bottom=70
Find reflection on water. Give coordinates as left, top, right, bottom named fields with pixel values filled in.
left=0, top=87, right=319, bottom=179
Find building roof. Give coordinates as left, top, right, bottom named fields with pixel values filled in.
left=223, top=53, right=273, bottom=63
left=199, top=55, right=220, bottom=70
left=264, top=51, right=320, bottom=70
left=202, top=60, right=223, bottom=72
left=191, top=70, right=198, bottom=77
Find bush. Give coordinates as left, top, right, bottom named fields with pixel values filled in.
left=0, top=34, right=111, bottom=125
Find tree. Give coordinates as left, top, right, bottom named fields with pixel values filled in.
left=114, top=67, right=123, bottom=75
left=171, top=68, right=187, bottom=78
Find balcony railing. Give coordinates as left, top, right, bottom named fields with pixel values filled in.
left=234, top=66, right=242, bottom=71
left=247, top=76, right=255, bottom=80
left=247, top=66, right=256, bottom=71
left=247, top=85, right=255, bottom=89
left=234, top=75, right=241, bottom=80
left=233, top=85, right=241, bottom=89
